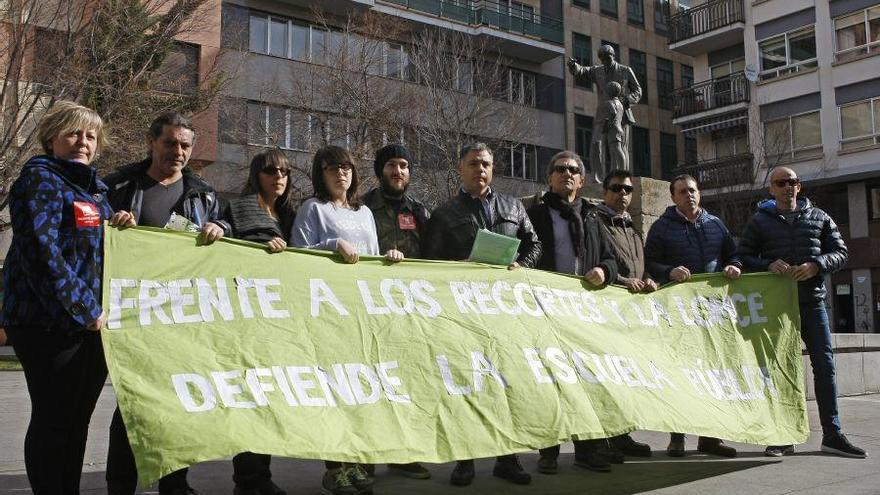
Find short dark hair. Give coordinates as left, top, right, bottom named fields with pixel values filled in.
left=602, top=169, right=632, bottom=190
left=669, top=174, right=698, bottom=195
left=149, top=112, right=194, bottom=139
left=310, top=145, right=361, bottom=209
left=243, top=149, right=296, bottom=217
left=459, top=142, right=493, bottom=161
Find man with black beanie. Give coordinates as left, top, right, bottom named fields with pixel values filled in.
left=362, top=143, right=430, bottom=260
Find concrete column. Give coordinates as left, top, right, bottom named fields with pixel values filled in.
left=853, top=269, right=875, bottom=333
left=848, top=182, right=869, bottom=238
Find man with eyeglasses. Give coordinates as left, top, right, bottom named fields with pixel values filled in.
left=739, top=167, right=866, bottom=459
left=103, top=112, right=230, bottom=495
left=525, top=151, right=621, bottom=475
left=644, top=174, right=741, bottom=459
left=424, top=142, right=541, bottom=487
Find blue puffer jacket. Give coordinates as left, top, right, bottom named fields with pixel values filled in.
left=739, top=198, right=847, bottom=303
left=645, top=206, right=741, bottom=284
left=2, top=155, right=114, bottom=334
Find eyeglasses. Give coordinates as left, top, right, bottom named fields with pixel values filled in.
left=323, top=163, right=353, bottom=174
left=773, top=178, right=800, bottom=187
left=608, top=183, right=634, bottom=194
left=553, top=164, right=581, bottom=175
left=260, top=166, right=290, bottom=177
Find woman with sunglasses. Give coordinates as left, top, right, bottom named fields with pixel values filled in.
left=223, top=149, right=296, bottom=495
left=290, top=145, right=401, bottom=495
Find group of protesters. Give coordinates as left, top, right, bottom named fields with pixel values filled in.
left=1, top=100, right=869, bottom=495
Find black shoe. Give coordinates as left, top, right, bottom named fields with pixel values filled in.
left=573, top=451, right=612, bottom=472
left=388, top=462, right=431, bottom=479
left=493, top=457, right=531, bottom=485
left=597, top=441, right=625, bottom=464
left=346, top=464, right=374, bottom=494
left=536, top=455, right=558, bottom=474
left=667, top=433, right=685, bottom=457
left=450, top=460, right=475, bottom=486
left=764, top=445, right=795, bottom=457
left=233, top=480, right=286, bottom=495
left=612, top=434, right=652, bottom=457
left=321, top=468, right=358, bottom=495
left=822, top=433, right=867, bottom=459
left=697, top=437, right=737, bottom=458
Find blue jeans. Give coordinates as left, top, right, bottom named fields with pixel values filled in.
left=800, top=302, right=841, bottom=436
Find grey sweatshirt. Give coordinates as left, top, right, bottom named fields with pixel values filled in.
left=290, top=197, right=380, bottom=255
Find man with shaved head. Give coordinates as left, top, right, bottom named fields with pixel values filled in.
left=739, top=167, right=866, bottom=459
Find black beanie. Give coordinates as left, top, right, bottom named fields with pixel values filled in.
left=374, top=143, right=413, bottom=178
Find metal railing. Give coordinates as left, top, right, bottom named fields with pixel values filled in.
left=668, top=0, right=744, bottom=44
left=672, top=71, right=750, bottom=118
left=381, top=0, right=564, bottom=45
left=673, top=153, right=753, bottom=190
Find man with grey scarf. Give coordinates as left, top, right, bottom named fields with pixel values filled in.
left=525, top=151, right=620, bottom=474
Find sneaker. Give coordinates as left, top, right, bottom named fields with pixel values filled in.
left=764, top=445, right=795, bottom=457
left=492, top=456, right=531, bottom=485
left=612, top=434, right=652, bottom=457
left=321, top=468, right=358, bottom=495
left=388, top=462, right=431, bottom=479
left=667, top=433, right=685, bottom=457
left=573, top=450, right=612, bottom=472
left=346, top=464, right=375, bottom=494
left=821, top=433, right=867, bottom=459
left=233, top=480, right=286, bottom=495
left=450, top=460, right=475, bottom=486
left=536, top=455, right=558, bottom=474
left=697, top=437, right=737, bottom=458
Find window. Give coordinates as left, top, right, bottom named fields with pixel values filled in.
left=249, top=15, right=267, bottom=54
left=758, top=28, right=817, bottom=81
left=839, top=96, right=880, bottom=149
left=660, top=132, right=678, bottom=179
left=657, top=57, right=674, bottom=110
left=763, top=111, right=822, bottom=161
left=246, top=102, right=313, bottom=150
left=631, top=126, right=651, bottom=177
left=503, top=144, right=538, bottom=180
left=601, top=0, right=618, bottom=18
left=509, top=69, right=536, bottom=106
left=310, top=27, right=328, bottom=64
left=386, top=43, right=403, bottom=79
left=575, top=114, right=594, bottom=170
left=871, top=186, right=880, bottom=220
left=573, top=33, right=592, bottom=90
left=457, top=61, right=473, bottom=93
left=835, top=7, right=880, bottom=61
left=291, top=22, right=309, bottom=61
left=681, top=64, right=693, bottom=88
left=574, top=0, right=590, bottom=9
left=654, top=0, right=669, bottom=34
left=684, top=136, right=697, bottom=163
left=269, top=17, right=288, bottom=57
left=629, top=49, right=648, bottom=102
left=712, top=128, right=748, bottom=158
left=628, top=0, right=645, bottom=26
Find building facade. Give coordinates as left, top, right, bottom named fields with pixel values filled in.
left=666, top=0, right=880, bottom=333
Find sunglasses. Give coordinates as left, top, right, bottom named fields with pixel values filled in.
left=260, top=166, right=290, bottom=177
left=608, top=183, right=634, bottom=194
left=323, top=163, right=353, bottom=173
left=773, top=178, right=800, bottom=187
left=553, top=164, right=581, bottom=175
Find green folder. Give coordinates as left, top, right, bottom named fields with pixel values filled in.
left=468, top=229, right=521, bottom=265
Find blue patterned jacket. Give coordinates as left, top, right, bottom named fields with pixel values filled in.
left=2, top=155, right=113, bottom=334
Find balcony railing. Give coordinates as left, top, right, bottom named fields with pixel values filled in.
left=668, top=0, right=744, bottom=44
left=672, top=71, right=750, bottom=118
left=381, top=0, right=564, bottom=45
left=673, top=153, right=753, bottom=190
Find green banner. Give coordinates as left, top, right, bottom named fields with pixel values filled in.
left=102, top=226, right=809, bottom=484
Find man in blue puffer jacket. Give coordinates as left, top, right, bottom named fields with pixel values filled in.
left=645, top=174, right=742, bottom=458
left=739, top=166, right=865, bottom=459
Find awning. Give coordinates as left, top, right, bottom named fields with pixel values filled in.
left=681, top=110, right=748, bottom=136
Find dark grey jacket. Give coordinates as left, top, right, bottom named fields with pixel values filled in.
left=424, top=190, right=542, bottom=267
left=739, top=198, right=847, bottom=303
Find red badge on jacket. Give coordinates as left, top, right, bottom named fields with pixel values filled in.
left=398, top=213, right=416, bottom=230
left=74, top=201, right=101, bottom=228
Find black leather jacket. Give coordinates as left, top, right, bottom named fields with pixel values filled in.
left=739, top=198, right=847, bottom=303
left=424, top=189, right=542, bottom=267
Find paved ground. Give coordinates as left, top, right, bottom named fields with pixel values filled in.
left=1, top=370, right=879, bottom=495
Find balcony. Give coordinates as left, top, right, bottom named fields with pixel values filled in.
left=668, top=0, right=744, bottom=56
left=672, top=71, right=750, bottom=123
left=378, top=0, right=565, bottom=61
left=673, top=153, right=754, bottom=190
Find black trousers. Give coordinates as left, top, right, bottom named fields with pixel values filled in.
left=107, top=407, right=189, bottom=494
left=10, top=327, right=108, bottom=495
left=233, top=452, right=272, bottom=487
